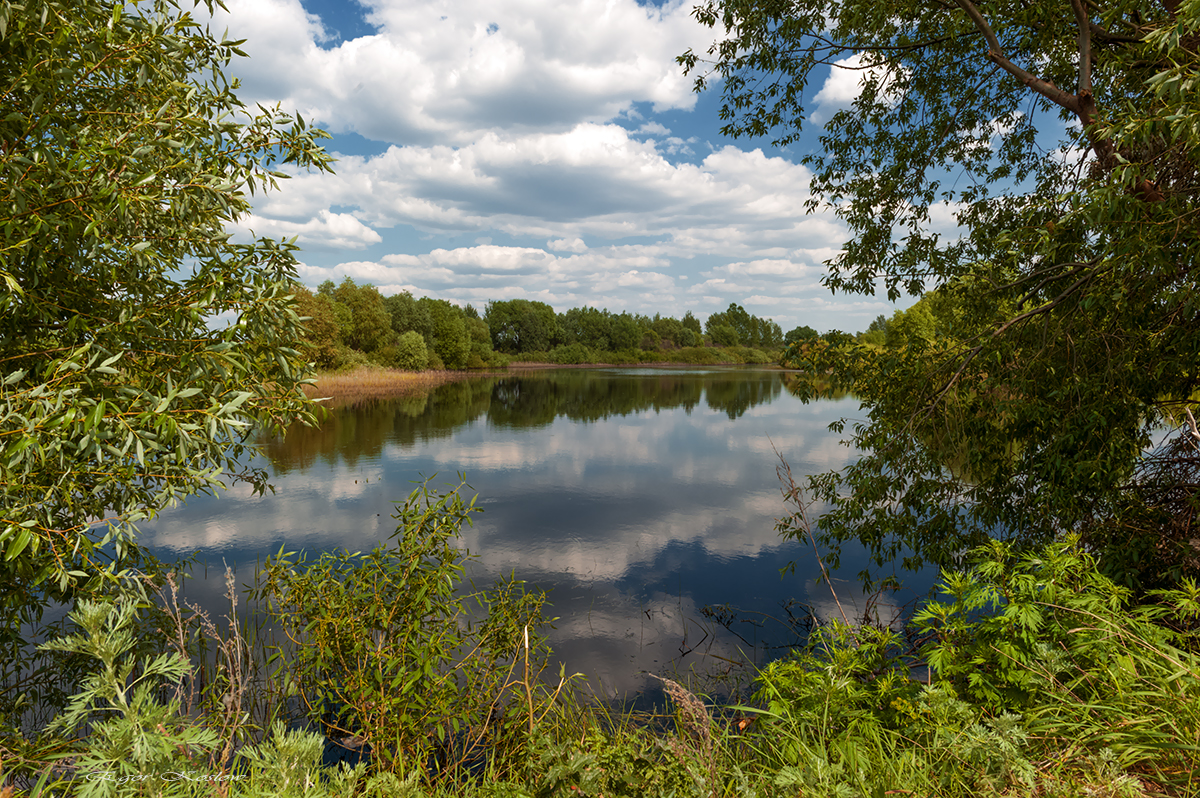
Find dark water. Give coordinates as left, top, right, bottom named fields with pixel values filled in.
left=142, top=367, right=924, bottom=697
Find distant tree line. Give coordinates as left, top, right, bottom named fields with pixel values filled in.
left=483, top=299, right=788, bottom=360
left=294, top=280, right=792, bottom=370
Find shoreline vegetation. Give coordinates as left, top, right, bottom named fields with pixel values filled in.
left=21, top=498, right=1200, bottom=798
left=304, top=349, right=787, bottom=407
left=294, top=278, right=798, bottom=376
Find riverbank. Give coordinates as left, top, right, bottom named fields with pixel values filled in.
left=304, top=356, right=790, bottom=407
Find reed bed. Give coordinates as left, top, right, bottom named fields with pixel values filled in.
left=302, top=367, right=481, bottom=408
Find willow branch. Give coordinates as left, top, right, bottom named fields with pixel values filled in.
left=1016, top=261, right=1091, bottom=308
left=954, top=0, right=1080, bottom=111
left=922, top=264, right=1105, bottom=417
left=1071, top=0, right=1093, bottom=95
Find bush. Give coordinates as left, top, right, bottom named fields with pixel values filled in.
left=660, top=347, right=726, bottom=365
left=485, top=350, right=513, bottom=368
left=595, top=349, right=641, bottom=365
left=35, top=598, right=373, bottom=797
left=549, top=343, right=593, bottom=365
left=745, top=538, right=1200, bottom=796
left=511, top=350, right=551, bottom=363
left=725, top=346, right=771, bottom=364
left=709, top=323, right=739, bottom=347
left=255, top=478, right=554, bottom=777
left=390, top=330, right=428, bottom=371
left=676, top=328, right=700, bottom=348
left=327, top=344, right=375, bottom=372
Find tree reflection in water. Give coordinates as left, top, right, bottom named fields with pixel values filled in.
left=147, top=367, right=932, bottom=697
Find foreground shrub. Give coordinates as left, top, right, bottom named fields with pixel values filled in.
left=743, top=538, right=1200, bottom=796
left=916, top=538, right=1200, bottom=783
left=255, top=478, right=556, bottom=780
left=27, top=596, right=365, bottom=797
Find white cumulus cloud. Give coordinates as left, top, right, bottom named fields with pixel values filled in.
left=212, top=0, right=709, bottom=145
left=235, top=209, right=382, bottom=250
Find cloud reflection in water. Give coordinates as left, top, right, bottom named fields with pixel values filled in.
left=144, top=368, right=886, bottom=695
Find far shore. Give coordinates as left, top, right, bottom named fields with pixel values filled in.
left=302, top=368, right=473, bottom=407
left=305, top=360, right=791, bottom=407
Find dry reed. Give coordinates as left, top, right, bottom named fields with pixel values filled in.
left=302, top=368, right=483, bottom=408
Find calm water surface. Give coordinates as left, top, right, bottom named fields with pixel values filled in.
left=142, top=367, right=917, bottom=696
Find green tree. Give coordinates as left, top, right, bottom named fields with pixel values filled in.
left=651, top=315, right=688, bottom=348
left=484, top=299, right=559, bottom=353
left=706, top=302, right=779, bottom=348
left=609, top=312, right=642, bottom=351
left=821, top=330, right=854, bottom=348
left=392, top=331, right=429, bottom=372
left=709, top=323, right=739, bottom=347
left=333, top=277, right=393, bottom=353
left=762, top=318, right=784, bottom=348
left=724, top=303, right=754, bottom=344
left=785, top=325, right=820, bottom=346
left=384, top=290, right=433, bottom=342
left=422, top=297, right=471, bottom=370
left=885, top=301, right=937, bottom=349
left=687, top=0, right=1200, bottom=585
left=704, top=309, right=729, bottom=337
left=463, top=316, right=489, bottom=363
left=292, top=284, right=342, bottom=368
left=0, top=0, right=332, bottom=597
left=559, top=306, right=612, bottom=350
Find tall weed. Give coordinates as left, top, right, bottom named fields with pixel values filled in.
left=741, top=538, right=1200, bottom=796
left=253, top=477, right=558, bottom=781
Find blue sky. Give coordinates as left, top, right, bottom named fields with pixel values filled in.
left=212, top=0, right=916, bottom=332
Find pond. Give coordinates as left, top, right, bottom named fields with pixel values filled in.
left=141, top=366, right=926, bottom=697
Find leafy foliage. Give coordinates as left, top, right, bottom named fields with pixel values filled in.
left=484, top=299, right=561, bottom=355
left=255, top=478, right=553, bottom=777
left=916, top=538, right=1200, bottom=766
left=705, top=303, right=783, bottom=349
left=33, top=596, right=370, bottom=798
left=686, top=0, right=1200, bottom=584
left=741, top=540, right=1200, bottom=796
left=391, top=330, right=431, bottom=372
left=425, top=298, right=472, bottom=370
left=333, top=278, right=392, bottom=354
left=0, top=0, right=333, bottom=599
left=40, top=599, right=222, bottom=796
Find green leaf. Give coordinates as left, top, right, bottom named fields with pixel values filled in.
left=0, top=0, right=331, bottom=594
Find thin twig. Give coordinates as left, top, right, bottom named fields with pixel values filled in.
left=772, top=440, right=851, bottom=629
